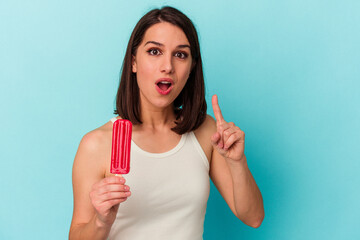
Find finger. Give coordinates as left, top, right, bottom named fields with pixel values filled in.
left=224, top=132, right=241, bottom=150
left=96, top=176, right=126, bottom=189
left=97, top=184, right=130, bottom=195
left=104, top=176, right=126, bottom=184
left=211, top=132, right=221, bottom=146
left=223, top=127, right=237, bottom=146
left=217, top=122, right=233, bottom=149
left=212, top=94, right=225, bottom=125
left=103, top=198, right=128, bottom=210
left=99, top=191, right=131, bottom=202
left=91, top=193, right=128, bottom=209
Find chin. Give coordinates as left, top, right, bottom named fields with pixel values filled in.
left=152, top=100, right=174, bottom=109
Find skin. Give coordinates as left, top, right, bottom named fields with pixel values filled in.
left=69, top=22, right=264, bottom=240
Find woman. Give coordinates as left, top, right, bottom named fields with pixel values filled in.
left=69, top=6, right=264, bottom=240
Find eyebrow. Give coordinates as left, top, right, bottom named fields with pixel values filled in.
left=144, top=41, right=190, bottom=49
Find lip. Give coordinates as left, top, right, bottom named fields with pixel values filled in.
left=155, top=78, right=174, bottom=95
left=155, top=78, right=174, bottom=85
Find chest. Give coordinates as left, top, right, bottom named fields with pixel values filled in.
left=108, top=143, right=211, bottom=239
left=104, top=131, right=212, bottom=178
left=113, top=138, right=211, bottom=217
left=131, top=131, right=182, bottom=153
left=130, top=130, right=212, bottom=163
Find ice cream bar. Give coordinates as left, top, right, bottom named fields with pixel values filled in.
left=111, top=119, right=132, bottom=174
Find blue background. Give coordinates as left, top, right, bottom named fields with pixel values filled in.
left=1, top=0, right=359, bottom=239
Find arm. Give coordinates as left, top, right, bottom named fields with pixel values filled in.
left=227, top=157, right=264, bottom=227
left=70, top=215, right=112, bottom=240
left=209, top=95, right=264, bottom=228
left=69, top=131, right=130, bottom=240
left=213, top=149, right=264, bottom=227
left=209, top=124, right=264, bottom=227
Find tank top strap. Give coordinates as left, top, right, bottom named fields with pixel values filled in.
left=188, top=131, right=210, bottom=170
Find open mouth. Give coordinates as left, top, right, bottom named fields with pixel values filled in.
left=155, top=80, right=174, bottom=95
left=157, top=81, right=172, bottom=91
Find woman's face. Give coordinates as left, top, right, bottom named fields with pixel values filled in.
left=132, top=22, right=194, bottom=110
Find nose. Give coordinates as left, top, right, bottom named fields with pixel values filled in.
left=160, top=54, right=174, bottom=74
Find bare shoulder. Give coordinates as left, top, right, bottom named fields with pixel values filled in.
left=79, top=121, right=112, bottom=155
left=70, top=119, right=113, bottom=228
left=193, top=114, right=217, bottom=165
left=73, top=120, right=113, bottom=177
left=194, top=114, right=217, bottom=138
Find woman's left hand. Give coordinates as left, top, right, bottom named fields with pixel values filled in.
left=211, top=94, right=246, bottom=162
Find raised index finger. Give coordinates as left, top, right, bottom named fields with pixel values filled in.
left=212, top=94, right=224, bottom=124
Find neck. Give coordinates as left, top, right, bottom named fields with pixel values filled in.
left=138, top=101, right=176, bottom=132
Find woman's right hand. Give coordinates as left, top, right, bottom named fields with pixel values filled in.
left=89, top=176, right=131, bottom=227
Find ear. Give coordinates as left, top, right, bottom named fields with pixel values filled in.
left=132, top=55, right=137, bottom=73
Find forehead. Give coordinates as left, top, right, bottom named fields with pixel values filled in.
left=142, top=22, right=190, bottom=46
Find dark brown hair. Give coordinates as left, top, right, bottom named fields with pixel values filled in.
left=114, top=6, right=207, bottom=135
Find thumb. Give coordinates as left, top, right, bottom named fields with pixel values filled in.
left=112, top=202, right=121, bottom=212
left=211, top=132, right=221, bottom=147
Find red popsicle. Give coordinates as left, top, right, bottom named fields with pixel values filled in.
left=110, top=119, right=132, bottom=174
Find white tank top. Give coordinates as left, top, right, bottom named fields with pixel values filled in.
left=108, top=117, right=210, bottom=240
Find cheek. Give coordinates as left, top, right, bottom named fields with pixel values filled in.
left=136, top=61, right=157, bottom=86
left=178, top=64, right=192, bottom=82
left=138, top=62, right=153, bottom=75
left=137, top=57, right=157, bottom=74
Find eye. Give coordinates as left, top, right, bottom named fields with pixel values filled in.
left=146, top=48, right=189, bottom=59
left=147, top=48, right=161, bottom=56
left=175, top=51, right=188, bottom=59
